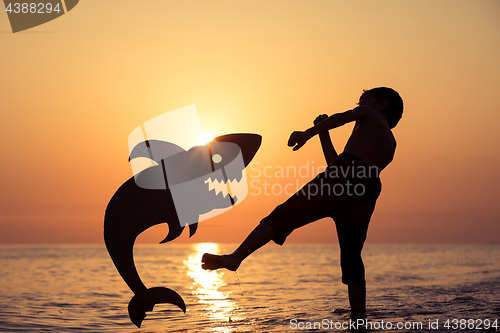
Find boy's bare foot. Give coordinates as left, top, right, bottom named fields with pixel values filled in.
left=201, top=253, right=240, bottom=271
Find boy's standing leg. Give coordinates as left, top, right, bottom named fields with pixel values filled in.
left=335, top=217, right=370, bottom=315
left=333, top=178, right=380, bottom=315
left=348, top=283, right=366, bottom=314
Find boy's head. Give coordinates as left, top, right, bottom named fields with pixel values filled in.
left=360, top=87, right=403, bottom=128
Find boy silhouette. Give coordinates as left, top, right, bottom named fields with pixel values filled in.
left=202, top=87, right=403, bottom=315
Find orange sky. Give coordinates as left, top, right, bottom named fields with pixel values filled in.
left=1, top=0, right=499, bottom=244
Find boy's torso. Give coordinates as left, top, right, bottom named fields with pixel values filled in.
left=343, top=108, right=396, bottom=172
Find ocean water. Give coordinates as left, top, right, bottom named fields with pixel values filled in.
left=0, top=243, right=499, bottom=332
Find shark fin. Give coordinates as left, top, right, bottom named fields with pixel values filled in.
left=188, top=222, right=198, bottom=237
left=159, top=222, right=185, bottom=244
left=129, top=140, right=185, bottom=162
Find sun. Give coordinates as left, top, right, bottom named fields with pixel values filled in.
left=198, top=132, right=215, bottom=145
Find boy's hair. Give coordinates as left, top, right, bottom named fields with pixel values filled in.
left=362, top=87, right=403, bottom=128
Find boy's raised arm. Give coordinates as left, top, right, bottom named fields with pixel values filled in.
left=288, top=106, right=369, bottom=151
left=314, top=114, right=338, bottom=165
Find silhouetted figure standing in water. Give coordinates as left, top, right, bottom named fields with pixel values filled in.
left=202, top=87, right=404, bottom=315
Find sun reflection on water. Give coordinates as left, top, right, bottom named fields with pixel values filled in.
left=183, top=243, right=240, bottom=322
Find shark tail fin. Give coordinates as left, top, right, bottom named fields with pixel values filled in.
left=128, top=287, right=186, bottom=328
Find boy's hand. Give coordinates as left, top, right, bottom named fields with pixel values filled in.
left=314, top=114, right=329, bottom=125
left=288, top=131, right=309, bottom=151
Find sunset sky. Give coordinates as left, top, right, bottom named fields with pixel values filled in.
left=1, top=0, right=499, bottom=244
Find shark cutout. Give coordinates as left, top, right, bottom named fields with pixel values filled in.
left=104, top=133, right=261, bottom=328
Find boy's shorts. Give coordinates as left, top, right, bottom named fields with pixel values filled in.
left=260, top=152, right=381, bottom=286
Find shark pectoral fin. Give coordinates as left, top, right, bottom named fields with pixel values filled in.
left=128, top=287, right=186, bottom=328
left=159, top=222, right=185, bottom=244
left=188, top=223, right=198, bottom=237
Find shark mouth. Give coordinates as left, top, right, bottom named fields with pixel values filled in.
left=204, top=171, right=247, bottom=202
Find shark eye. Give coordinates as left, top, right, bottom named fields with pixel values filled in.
left=212, top=154, right=222, bottom=163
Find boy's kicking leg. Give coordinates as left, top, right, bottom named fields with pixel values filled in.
left=202, top=218, right=368, bottom=315
left=201, top=222, right=275, bottom=271
left=201, top=182, right=326, bottom=272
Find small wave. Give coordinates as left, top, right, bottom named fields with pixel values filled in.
left=451, top=296, right=476, bottom=303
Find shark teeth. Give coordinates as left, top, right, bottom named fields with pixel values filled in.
left=205, top=177, right=241, bottom=198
